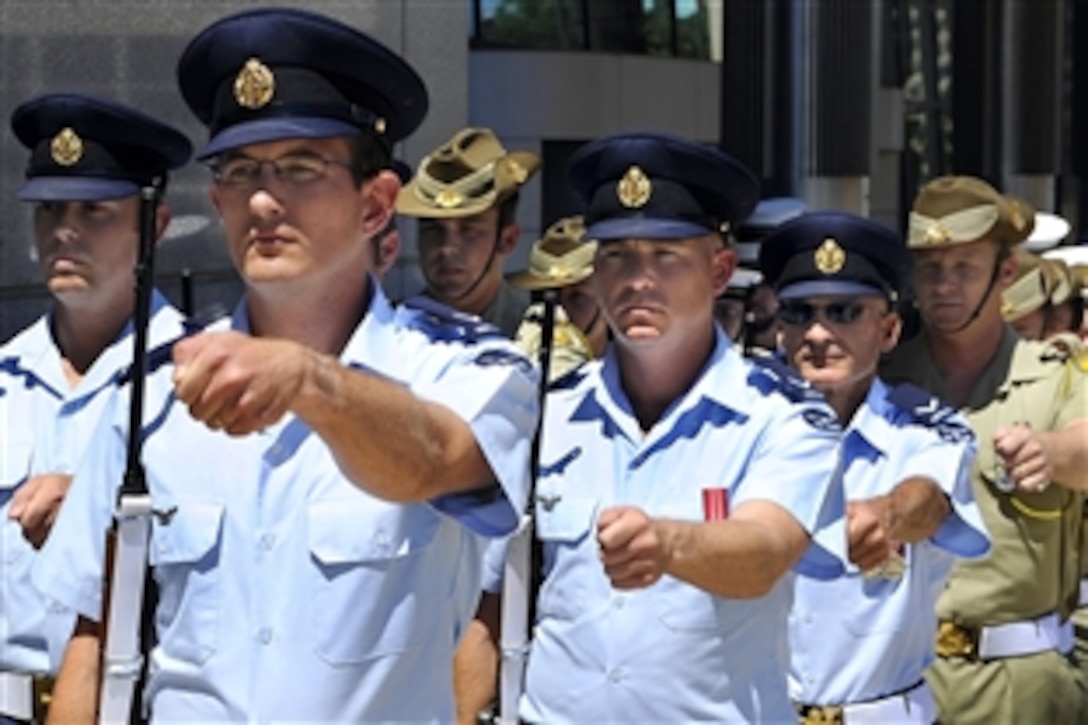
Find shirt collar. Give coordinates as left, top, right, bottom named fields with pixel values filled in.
left=844, top=377, right=892, bottom=458
left=572, top=326, right=753, bottom=443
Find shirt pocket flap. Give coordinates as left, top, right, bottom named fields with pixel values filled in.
left=308, top=500, right=437, bottom=565
left=535, top=494, right=598, bottom=543
left=150, top=502, right=224, bottom=566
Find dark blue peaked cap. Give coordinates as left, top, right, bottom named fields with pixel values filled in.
left=11, top=93, right=191, bottom=202
left=759, top=211, right=911, bottom=302
left=567, top=132, right=759, bottom=241
left=178, top=7, right=428, bottom=160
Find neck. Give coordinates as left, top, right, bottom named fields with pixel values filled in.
left=435, top=269, right=503, bottom=317
left=52, top=299, right=133, bottom=387
left=927, top=313, right=1005, bottom=375
left=821, top=377, right=873, bottom=425
left=246, top=275, right=370, bottom=356
left=617, top=326, right=716, bottom=432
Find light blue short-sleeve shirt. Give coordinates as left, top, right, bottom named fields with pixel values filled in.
left=789, top=378, right=988, bottom=706
left=1, top=292, right=183, bottom=675
left=521, top=329, right=844, bottom=723
left=35, top=287, right=537, bottom=722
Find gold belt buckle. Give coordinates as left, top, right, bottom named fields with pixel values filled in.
left=798, top=704, right=845, bottom=725
left=935, top=620, right=978, bottom=659
left=32, top=674, right=54, bottom=724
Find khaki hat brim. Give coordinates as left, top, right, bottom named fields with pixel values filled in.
left=507, top=267, right=593, bottom=291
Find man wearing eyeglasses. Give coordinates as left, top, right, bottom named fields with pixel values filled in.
left=758, top=211, right=989, bottom=724
left=35, top=8, right=537, bottom=722
left=881, top=176, right=1088, bottom=724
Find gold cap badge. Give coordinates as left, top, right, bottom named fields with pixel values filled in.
left=50, top=127, right=84, bottom=167
left=924, top=224, right=949, bottom=246
left=814, top=238, right=846, bottom=275
left=234, top=58, right=275, bottom=110
left=374, top=117, right=386, bottom=135
left=617, top=165, right=651, bottom=208
left=434, top=189, right=463, bottom=209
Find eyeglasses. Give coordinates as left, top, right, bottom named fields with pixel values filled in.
left=209, top=152, right=353, bottom=187
left=778, top=300, right=869, bottom=326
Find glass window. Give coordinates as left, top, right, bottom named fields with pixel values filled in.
left=471, top=0, right=716, bottom=60
left=675, top=0, right=712, bottom=59
left=474, top=0, right=586, bottom=50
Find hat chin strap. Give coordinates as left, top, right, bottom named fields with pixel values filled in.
left=444, top=228, right=503, bottom=304
left=945, top=255, right=1004, bottom=334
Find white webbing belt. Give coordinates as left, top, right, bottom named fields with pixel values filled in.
left=0, top=671, right=33, bottom=720
left=98, top=494, right=152, bottom=725
left=841, top=681, right=935, bottom=723
left=977, top=611, right=1073, bottom=660
left=498, top=515, right=533, bottom=724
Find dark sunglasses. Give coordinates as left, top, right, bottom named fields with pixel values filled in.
left=778, top=300, right=868, bottom=326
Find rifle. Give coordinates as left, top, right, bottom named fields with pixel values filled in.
left=97, top=181, right=162, bottom=724
left=498, top=290, right=557, bottom=723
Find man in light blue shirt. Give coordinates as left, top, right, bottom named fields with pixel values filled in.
left=35, top=8, right=537, bottom=723
left=0, top=93, right=190, bottom=724
left=520, top=132, right=846, bottom=723
left=759, top=211, right=989, bottom=722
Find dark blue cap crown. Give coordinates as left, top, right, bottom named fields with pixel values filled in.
left=567, top=132, right=759, bottom=241
left=11, top=93, right=192, bottom=202
left=758, top=211, right=911, bottom=301
left=177, top=7, right=428, bottom=160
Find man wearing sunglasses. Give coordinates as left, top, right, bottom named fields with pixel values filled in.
left=881, top=176, right=1088, bottom=724
left=759, top=211, right=989, bottom=724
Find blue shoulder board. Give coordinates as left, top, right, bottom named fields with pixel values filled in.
left=115, top=307, right=226, bottom=386
left=747, top=357, right=839, bottom=431
left=886, top=383, right=974, bottom=444
left=548, top=366, right=588, bottom=392
left=401, top=296, right=506, bottom=345
left=747, top=355, right=824, bottom=404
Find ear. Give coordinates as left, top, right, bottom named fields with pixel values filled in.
left=496, top=221, right=520, bottom=255
left=153, top=203, right=173, bottom=244
left=209, top=183, right=223, bottom=217
left=377, top=228, right=402, bottom=275
left=996, top=247, right=1019, bottom=290
left=710, top=240, right=738, bottom=298
left=361, top=169, right=399, bottom=240
left=880, top=310, right=903, bottom=353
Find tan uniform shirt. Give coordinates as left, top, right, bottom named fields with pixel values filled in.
left=881, top=327, right=1085, bottom=626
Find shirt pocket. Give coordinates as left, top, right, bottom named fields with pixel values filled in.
left=307, top=499, right=441, bottom=666
left=535, top=494, right=598, bottom=621
left=149, top=501, right=224, bottom=666
left=656, top=576, right=722, bottom=633
left=842, top=546, right=915, bottom=636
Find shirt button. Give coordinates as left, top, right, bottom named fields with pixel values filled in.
left=609, top=668, right=625, bottom=683
left=612, top=596, right=625, bottom=610
left=260, top=533, right=276, bottom=550
left=258, top=628, right=273, bottom=645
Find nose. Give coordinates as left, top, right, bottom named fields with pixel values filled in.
left=248, top=187, right=286, bottom=224
left=803, top=319, right=836, bottom=345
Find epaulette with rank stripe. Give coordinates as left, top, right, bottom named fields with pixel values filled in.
left=401, top=296, right=505, bottom=345
left=746, top=355, right=825, bottom=404
left=747, top=356, right=840, bottom=431
left=886, top=383, right=974, bottom=444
